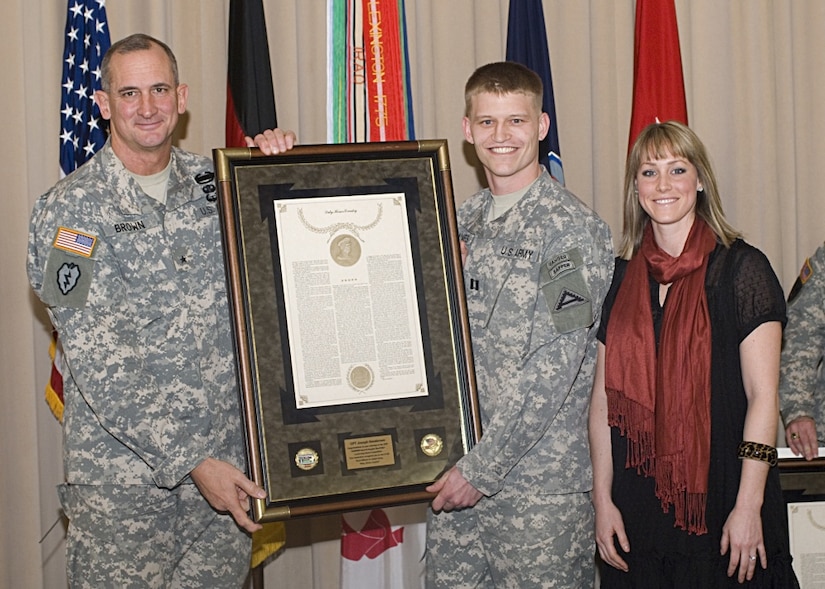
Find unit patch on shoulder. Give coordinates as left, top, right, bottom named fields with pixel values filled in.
left=545, top=251, right=578, bottom=280
left=57, top=262, right=81, bottom=295
left=539, top=248, right=594, bottom=334
left=41, top=234, right=97, bottom=308
left=53, top=227, right=97, bottom=257
left=800, top=257, right=814, bottom=284
left=554, top=288, right=588, bottom=312
left=788, top=257, right=815, bottom=304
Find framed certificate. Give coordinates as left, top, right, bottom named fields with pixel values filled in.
left=778, top=455, right=825, bottom=585
left=213, top=140, right=481, bottom=521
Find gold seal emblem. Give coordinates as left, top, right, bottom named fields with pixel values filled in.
left=348, top=364, right=374, bottom=391
left=295, top=447, right=320, bottom=471
left=419, top=433, right=444, bottom=457
left=330, top=233, right=361, bottom=267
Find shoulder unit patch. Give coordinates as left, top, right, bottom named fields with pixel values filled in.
left=540, top=248, right=594, bottom=333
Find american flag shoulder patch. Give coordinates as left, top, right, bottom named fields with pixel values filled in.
left=800, top=257, right=814, bottom=285
left=53, top=227, right=97, bottom=257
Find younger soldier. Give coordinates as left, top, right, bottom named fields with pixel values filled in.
left=425, top=62, right=614, bottom=588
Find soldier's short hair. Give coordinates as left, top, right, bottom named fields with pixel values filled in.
left=464, top=62, right=543, bottom=117
left=100, top=33, right=180, bottom=92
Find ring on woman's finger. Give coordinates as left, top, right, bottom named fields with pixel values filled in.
left=749, top=555, right=757, bottom=561
left=791, top=432, right=800, bottom=440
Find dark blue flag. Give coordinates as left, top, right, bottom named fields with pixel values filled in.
left=506, top=0, right=564, bottom=185
left=59, top=0, right=111, bottom=176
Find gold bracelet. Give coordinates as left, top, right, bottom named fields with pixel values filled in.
left=737, top=441, right=778, bottom=467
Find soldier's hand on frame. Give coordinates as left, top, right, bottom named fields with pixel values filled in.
left=245, top=128, right=296, bottom=155
left=426, top=465, right=483, bottom=512
left=190, top=457, right=266, bottom=533
left=785, top=416, right=819, bottom=461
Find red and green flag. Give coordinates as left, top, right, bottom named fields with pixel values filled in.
left=327, top=0, right=415, bottom=143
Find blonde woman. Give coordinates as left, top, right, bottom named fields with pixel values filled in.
left=589, top=121, right=799, bottom=587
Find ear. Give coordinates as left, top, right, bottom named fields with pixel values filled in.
left=538, top=112, right=550, bottom=141
left=176, top=83, right=189, bottom=114
left=462, top=117, right=474, bottom=144
left=94, top=90, right=111, bottom=120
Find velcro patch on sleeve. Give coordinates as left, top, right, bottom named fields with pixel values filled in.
left=53, top=227, right=97, bottom=257
left=540, top=248, right=594, bottom=333
left=800, top=257, right=814, bottom=285
left=788, top=257, right=815, bottom=304
left=42, top=249, right=94, bottom=308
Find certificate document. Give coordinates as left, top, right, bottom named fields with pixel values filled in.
left=272, top=192, right=428, bottom=408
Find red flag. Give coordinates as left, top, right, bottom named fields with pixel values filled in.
left=341, top=508, right=404, bottom=561
left=46, top=331, right=65, bottom=422
left=225, top=0, right=278, bottom=147
left=628, top=0, right=688, bottom=150
left=340, top=506, right=427, bottom=589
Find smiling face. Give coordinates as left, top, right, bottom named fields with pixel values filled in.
left=635, top=150, right=703, bottom=239
left=463, top=91, right=549, bottom=195
left=94, top=43, right=188, bottom=174
left=619, top=121, right=736, bottom=259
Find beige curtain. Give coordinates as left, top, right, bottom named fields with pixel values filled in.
left=5, top=1, right=825, bottom=586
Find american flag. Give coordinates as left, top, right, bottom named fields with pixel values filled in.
left=60, top=0, right=111, bottom=176
left=48, top=0, right=111, bottom=422
left=54, top=227, right=97, bottom=257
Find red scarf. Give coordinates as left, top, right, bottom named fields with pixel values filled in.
left=605, top=219, right=717, bottom=535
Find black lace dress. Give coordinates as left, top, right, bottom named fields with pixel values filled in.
left=597, top=240, right=800, bottom=588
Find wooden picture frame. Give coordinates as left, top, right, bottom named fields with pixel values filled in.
left=213, top=140, right=481, bottom=521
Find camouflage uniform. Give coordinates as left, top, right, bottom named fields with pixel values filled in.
left=27, top=142, right=250, bottom=587
left=779, top=242, right=825, bottom=436
left=427, top=170, right=614, bottom=588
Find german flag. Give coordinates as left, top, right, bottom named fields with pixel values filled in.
left=225, top=0, right=278, bottom=147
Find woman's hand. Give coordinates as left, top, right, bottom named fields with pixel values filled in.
left=721, top=504, right=766, bottom=583
left=594, top=499, right=630, bottom=572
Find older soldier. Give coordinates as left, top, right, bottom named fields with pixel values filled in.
left=425, top=62, right=614, bottom=588
left=27, top=34, right=294, bottom=587
left=780, top=243, right=825, bottom=460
